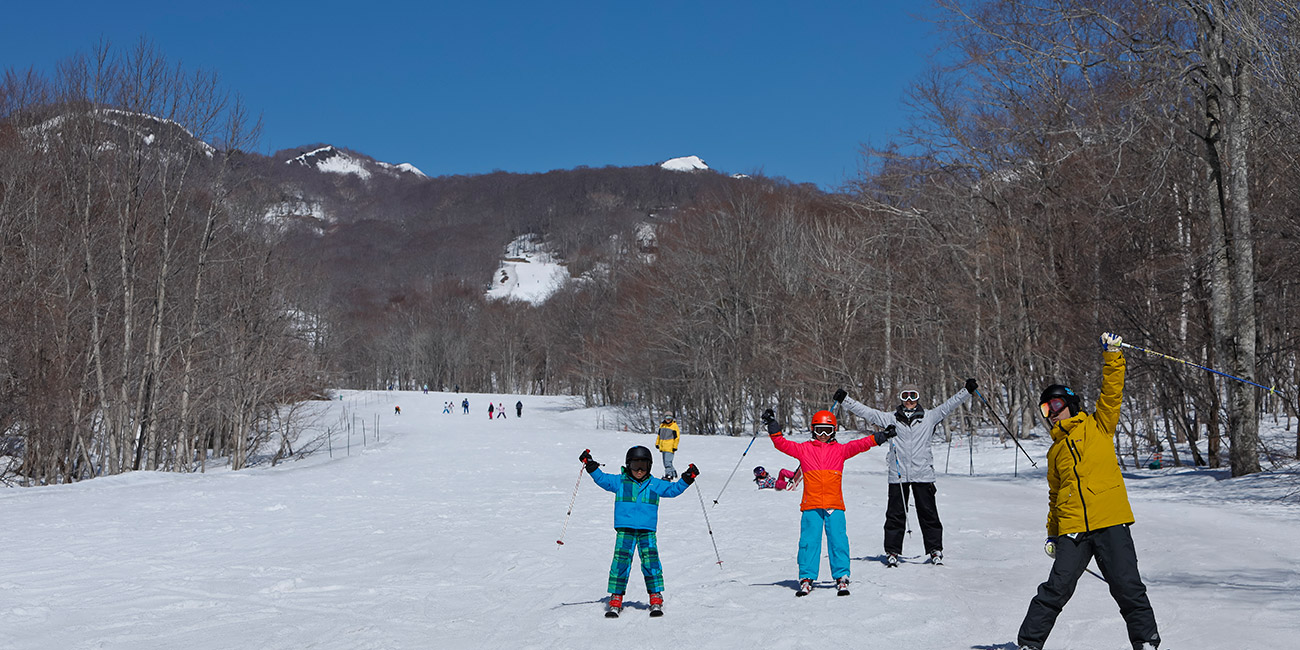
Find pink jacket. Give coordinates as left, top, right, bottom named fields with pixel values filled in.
left=770, top=433, right=879, bottom=511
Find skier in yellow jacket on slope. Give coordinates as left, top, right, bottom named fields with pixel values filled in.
left=1016, top=332, right=1161, bottom=650
left=655, top=416, right=681, bottom=480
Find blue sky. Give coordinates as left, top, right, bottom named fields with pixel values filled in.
left=1, top=1, right=942, bottom=190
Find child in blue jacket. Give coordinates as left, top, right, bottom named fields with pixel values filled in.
left=580, top=445, right=698, bottom=617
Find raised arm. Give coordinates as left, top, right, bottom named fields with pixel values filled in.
left=1094, top=334, right=1127, bottom=437
left=930, top=382, right=974, bottom=421
left=839, top=395, right=895, bottom=428
left=763, top=409, right=803, bottom=460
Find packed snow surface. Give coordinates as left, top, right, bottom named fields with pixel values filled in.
left=661, top=155, right=709, bottom=171
left=3, top=391, right=1299, bottom=649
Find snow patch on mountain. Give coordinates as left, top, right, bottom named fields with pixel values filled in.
left=22, top=108, right=217, bottom=157
left=290, top=145, right=427, bottom=180
left=485, top=235, right=570, bottom=305
left=290, top=146, right=371, bottom=179
left=377, top=161, right=428, bottom=178
left=660, top=155, right=709, bottom=172
left=263, top=198, right=329, bottom=230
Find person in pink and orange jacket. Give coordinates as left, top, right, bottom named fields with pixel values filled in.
left=763, top=408, right=896, bottom=597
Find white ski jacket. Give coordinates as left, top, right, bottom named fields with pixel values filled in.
left=842, top=388, right=971, bottom=484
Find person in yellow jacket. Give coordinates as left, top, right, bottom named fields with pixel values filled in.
left=655, top=416, right=681, bottom=480
left=1016, top=333, right=1161, bottom=650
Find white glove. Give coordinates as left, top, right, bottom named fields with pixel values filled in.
left=1044, top=538, right=1056, bottom=558
left=1100, top=332, right=1123, bottom=352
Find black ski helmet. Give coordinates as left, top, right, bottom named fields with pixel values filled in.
left=625, top=445, right=654, bottom=467
left=1039, top=384, right=1081, bottom=417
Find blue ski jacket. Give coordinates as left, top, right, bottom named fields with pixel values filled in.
left=589, top=467, right=690, bottom=531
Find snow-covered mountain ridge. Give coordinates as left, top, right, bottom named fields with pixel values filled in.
left=287, top=145, right=427, bottom=179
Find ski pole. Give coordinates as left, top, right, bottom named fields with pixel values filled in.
left=1119, top=342, right=1285, bottom=397
left=1086, top=566, right=1107, bottom=583
left=972, top=388, right=1038, bottom=468
left=692, top=473, right=724, bottom=568
left=556, top=462, right=587, bottom=546
left=712, top=435, right=757, bottom=506
left=944, top=428, right=953, bottom=474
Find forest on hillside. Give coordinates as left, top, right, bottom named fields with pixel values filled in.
left=2, top=1, right=1299, bottom=486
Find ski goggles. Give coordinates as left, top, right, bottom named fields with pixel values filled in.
left=627, top=459, right=652, bottom=473
left=811, top=423, right=835, bottom=436
left=1039, top=397, right=1067, bottom=418
left=899, top=390, right=920, bottom=402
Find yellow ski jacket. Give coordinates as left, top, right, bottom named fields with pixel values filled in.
left=1045, top=350, right=1135, bottom=537
left=655, top=420, right=680, bottom=453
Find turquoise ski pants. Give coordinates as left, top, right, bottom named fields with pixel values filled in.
left=798, top=508, right=849, bottom=580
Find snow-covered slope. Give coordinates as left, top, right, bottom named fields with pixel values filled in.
left=485, top=234, right=570, bottom=305
left=1, top=390, right=1298, bottom=649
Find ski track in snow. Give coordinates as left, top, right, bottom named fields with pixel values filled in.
left=2, top=390, right=1299, bottom=649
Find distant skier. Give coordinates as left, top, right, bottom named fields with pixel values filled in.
left=655, top=416, right=680, bottom=480
left=579, top=446, right=698, bottom=618
left=422, top=384, right=429, bottom=394
left=394, top=405, right=401, bottom=415
left=765, top=408, right=894, bottom=597
left=462, top=398, right=469, bottom=414
left=488, top=403, right=494, bottom=420
left=496, top=402, right=506, bottom=419
left=753, top=466, right=801, bottom=491
left=1016, top=333, right=1160, bottom=650
left=834, top=378, right=976, bottom=567
left=442, top=402, right=452, bottom=414
left=515, top=400, right=523, bottom=418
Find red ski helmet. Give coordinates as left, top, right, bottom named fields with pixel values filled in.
left=810, top=410, right=837, bottom=435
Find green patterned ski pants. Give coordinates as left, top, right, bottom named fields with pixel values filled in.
left=608, top=529, right=664, bottom=594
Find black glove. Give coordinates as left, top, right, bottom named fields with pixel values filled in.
left=681, top=463, right=700, bottom=485
left=872, top=425, right=898, bottom=446
left=965, top=378, right=978, bottom=393
left=580, top=449, right=599, bottom=473
left=761, top=408, right=775, bottom=425
left=766, top=417, right=783, bottom=436
left=832, top=388, right=847, bottom=403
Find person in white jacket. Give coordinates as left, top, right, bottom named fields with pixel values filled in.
left=833, top=378, right=976, bottom=566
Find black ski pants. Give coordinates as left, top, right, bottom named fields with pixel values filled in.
left=1017, top=524, right=1160, bottom=650
left=884, top=482, right=942, bottom=555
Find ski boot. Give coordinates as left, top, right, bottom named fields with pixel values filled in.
left=885, top=553, right=899, bottom=568
left=605, top=593, right=624, bottom=618
left=835, top=576, right=850, bottom=596
left=648, top=592, right=664, bottom=617
left=795, top=578, right=814, bottom=597
left=929, top=550, right=944, bottom=565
